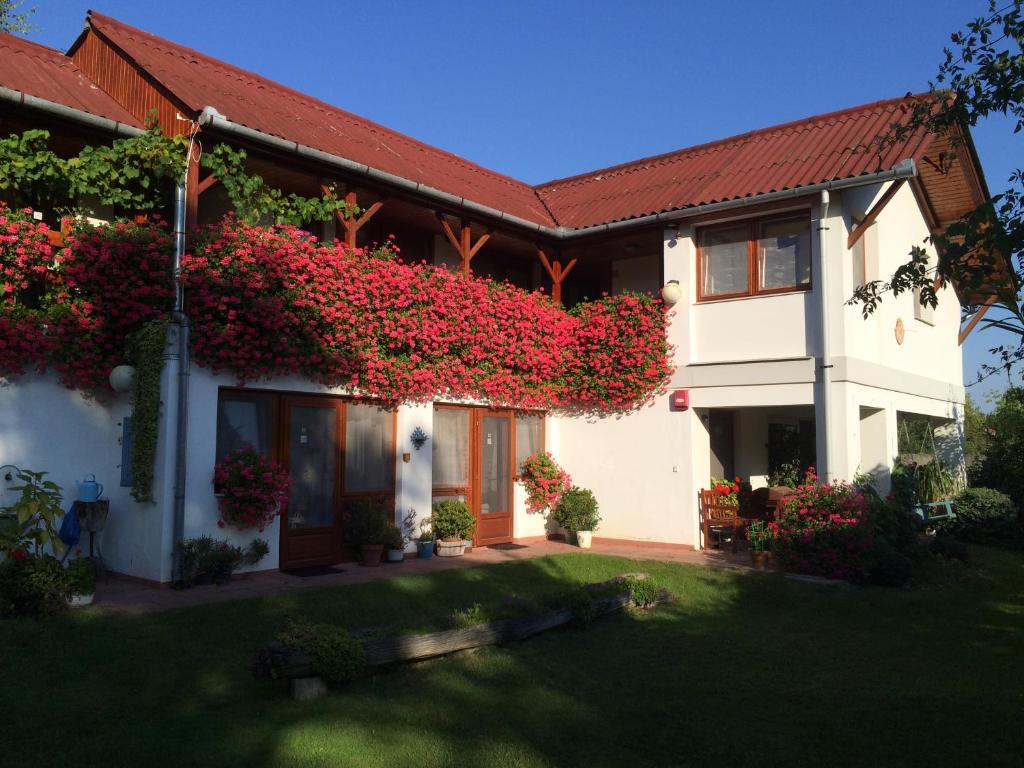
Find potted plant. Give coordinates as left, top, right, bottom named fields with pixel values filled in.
left=746, top=520, right=778, bottom=570
left=416, top=516, right=434, bottom=559
left=175, top=535, right=218, bottom=586
left=67, top=557, right=95, bottom=606
left=384, top=524, right=406, bottom=563
left=553, top=486, right=600, bottom=548
left=432, top=500, right=475, bottom=557
left=212, top=542, right=243, bottom=585
left=349, top=497, right=388, bottom=566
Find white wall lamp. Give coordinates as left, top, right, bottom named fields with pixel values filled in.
left=108, top=364, right=136, bottom=393
left=661, top=280, right=682, bottom=306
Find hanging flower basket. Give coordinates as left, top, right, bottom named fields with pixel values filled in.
left=213, top=446, right=291, bottom=532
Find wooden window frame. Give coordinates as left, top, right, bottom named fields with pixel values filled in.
left=696, top=212, right=813, bottom=302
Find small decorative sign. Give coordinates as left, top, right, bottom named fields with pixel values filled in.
left=895, top=318, right=905, bottom=346
left=410, top=426, right=428, bottom=451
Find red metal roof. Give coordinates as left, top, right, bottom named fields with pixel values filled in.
left=83, top=12, right=557, bottom=228
left=535, top=98, right=935, bottom=228
left=74, top=13, right=948, bottom=232
left=0, top=31, right=141, bottom=127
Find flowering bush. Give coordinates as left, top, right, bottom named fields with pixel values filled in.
left=710, top=476, right=742, bottom=505
left=213, top=446, right=291, bottom=531
left=519, top=451, right=572, bottom=513
left=771, top=469, right=875, bottom=580
left=0, top=209, right=56, bottom=375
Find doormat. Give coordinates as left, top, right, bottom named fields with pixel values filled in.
left=282, top=565, right=347, bottom=578
left=487, top=543, right=528, bottom=551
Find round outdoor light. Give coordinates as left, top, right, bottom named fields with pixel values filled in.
left=661, top=280, right=682, bottom=305
left=109, top=364, right=136, bottom=393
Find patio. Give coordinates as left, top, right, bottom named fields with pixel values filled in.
left=96, top=539, right=748, bottom=614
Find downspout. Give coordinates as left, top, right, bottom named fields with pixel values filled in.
left=816, top=190, right=834, bottom=482
left=170, top=181, right=190, bottom=581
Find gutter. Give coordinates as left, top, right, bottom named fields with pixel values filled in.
left=816, top=190, right=835, bottom=483
left=0, top=86, right=143, bottom=137
left=169, top=181, right=190, bottom=583
left=198, top=107, right=918, bottom=240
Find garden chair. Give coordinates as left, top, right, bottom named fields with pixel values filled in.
left=698, top=489, right=741, bottom=552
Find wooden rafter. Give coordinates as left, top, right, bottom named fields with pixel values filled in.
left=537, top=248, right=577, bottom=305
left=196, top=173, right=219, bottom=196
left=320, top=184, right=384, bottom=248
left=958, top=295, right=998, bottom=346
left=437, top=214, right=490, bottom=275
left=847, top=178, right=906, bottom=250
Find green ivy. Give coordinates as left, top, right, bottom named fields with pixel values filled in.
left=129, top=320, right=168, bottom=503
left=0, top=125, right=355, bottom=225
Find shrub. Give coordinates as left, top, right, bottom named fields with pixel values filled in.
left=213, top=446, right=290, bottom=532
left=67, top=558, right=95, bottom=596
left=553, top=487, right=600, bottom=532
left=431, top=500, right=475, bottom=541
left=0, top=469, right=65, bottom=557
left=869, top=497, right=922, bottom=555
left=519, top=452, right=571, bottom=514
left=746, top=520, right=775, bottom=552
left=772, top=477, right=875, bottom=581
left=625, top=576, right=660, bottom=608
left=348, top=497, right=390, bottom=546
left=242, top=538, right=270, bottom=566
left=0, top=553, right=70, bottom=616
left=940, top=487, right=1021, bottom=547
left=869, top=542, right=914, bottom=587
left=383, top=524, right=405, bottom=551
left=175, top=535, right=266, bottom=585
left=277, top=619, right=365, bottom=685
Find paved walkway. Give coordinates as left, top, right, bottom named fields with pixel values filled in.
left=95, top=540, right=749, bottom=615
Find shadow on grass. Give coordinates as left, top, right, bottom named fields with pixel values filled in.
left=0, top=549, right=1022, bottom=768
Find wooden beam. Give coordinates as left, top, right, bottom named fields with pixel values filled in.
left=317, top=189, right=383, bottom=249
left=847, top=178, right=906, bottom=249
left=185, top=146, right=200, bottom=231
left=196, top=174, right=219, bottom=196
left=537, top=249, right=577, bottom=305
left=437, top=214, right=489, bottom=274
left=958, top=295, right=998, bottom=346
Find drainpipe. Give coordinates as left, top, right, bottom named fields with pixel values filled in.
left=170, top=181, right=190, bottom=582
left=816, top=190, right=834, bottom=482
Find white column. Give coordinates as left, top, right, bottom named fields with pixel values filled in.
left=395, top=402, right=433, bottom=551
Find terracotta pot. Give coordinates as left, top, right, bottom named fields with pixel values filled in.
left=436, top=539, right=466, bottom=557
left=749, top=550, right=778, bottom=571
left=359, top=544, right=384, bottom=566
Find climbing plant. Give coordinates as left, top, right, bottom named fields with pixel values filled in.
left=128, top=319, right=168, bottom=503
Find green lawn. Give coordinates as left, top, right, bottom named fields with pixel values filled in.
left=1, top=549, right=1022, bottom=768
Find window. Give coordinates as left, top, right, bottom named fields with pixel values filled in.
left=216, top=392, right=274, bottom=460
left=344, top=402, right=393, bottom=492
left=913, top=287, right=935, bottom=325
left=515, top=413, right=544, bottom=472
left=698, top=214, right=812, bottom=300
left=851, top=220, right=868, bottom=289
left=432, top=408, right=470, bottom=488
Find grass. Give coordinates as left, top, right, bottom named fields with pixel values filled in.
left=1, top=549, right=1022, bottom=767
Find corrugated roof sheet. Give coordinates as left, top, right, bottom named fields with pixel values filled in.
left=85, top=11, right=557, bottom=228
left=0, top=31, right=141, bottom=127
left=70, top=14, right=947, bottom=232
left=534, top=98, right=934, bottom=228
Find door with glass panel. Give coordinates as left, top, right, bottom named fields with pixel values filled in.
left=432, top=406, right=518, bottom=546
left=280, top=397, right=343, bottom=568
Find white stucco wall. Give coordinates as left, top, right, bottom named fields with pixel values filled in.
left=0, top=372, right=171, bottom=581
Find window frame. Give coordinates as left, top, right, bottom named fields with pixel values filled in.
left=696, top=213, right=814, bottom=302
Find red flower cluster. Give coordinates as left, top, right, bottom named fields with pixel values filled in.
left=179, top=217, right=672, bottom=411
left=0, top=210, right=174, bottom=389
left=519, top=451, right=572, bottom=513
left=213, top=446, right=291, bottom=531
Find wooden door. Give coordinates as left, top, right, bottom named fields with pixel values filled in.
left=431, top=406, right=514, bottom=546
left=475, top=409, right=513, bottom=545
left=280, top=397, right=343, bottom=568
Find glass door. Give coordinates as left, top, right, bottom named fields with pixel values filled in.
left=476, top=410, right=513, bottom=545
left=280, top=397, right=342, bottom=569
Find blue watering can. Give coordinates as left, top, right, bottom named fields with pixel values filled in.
left=76, top=474, right=104, bottom=502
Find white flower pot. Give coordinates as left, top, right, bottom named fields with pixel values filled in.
left=70, top=593, right=95, bottom=607
left=386, top=548, right=405, bottom=562
left=576, top=531, right=593, bottom=549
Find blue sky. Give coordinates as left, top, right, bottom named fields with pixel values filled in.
left=28, top=0, right=1021, bottom=404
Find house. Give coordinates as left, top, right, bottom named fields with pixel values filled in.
left=0, top=11, right=997, bottom=583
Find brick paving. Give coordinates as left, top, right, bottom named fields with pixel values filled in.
left=95, top=539, right=749, bottom=615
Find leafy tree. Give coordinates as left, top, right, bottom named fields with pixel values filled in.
left=850, top=1, right=1024, bottom=383
left=964, top=393, right=991, bottom=463
left=0, top=0, right=35, bottom=34
left=969, top=387, right=1024, bottom=510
